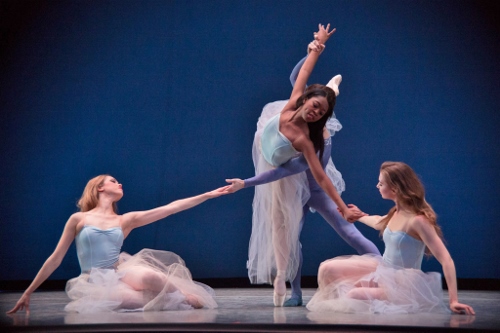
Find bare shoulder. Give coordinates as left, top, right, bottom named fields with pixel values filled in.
left=68, top=212, right=84, bottom=224
left=281, top=99, right=298, bottom=113
left=291, top=132, right=314, bottom=152
left=120, top=211, right=137, bottom=227
left=411, top=215, right=436, bottom=237
left=412, top=215, right=431, bottom=227
left=68, top=212, right=87, bottom=229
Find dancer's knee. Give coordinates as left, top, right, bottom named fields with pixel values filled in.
left=141, top=271, right=166, bottom=290
left=318, top=262, right=339, bottom=286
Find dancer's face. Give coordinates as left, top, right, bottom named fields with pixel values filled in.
left=301, top=96, right=329, bottom=123
left=99, top=176, right=123, bottom=199
left=376, top=173, right=396, bottom=200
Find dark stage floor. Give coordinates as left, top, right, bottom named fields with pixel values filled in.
left=1, top=288, right=498, bottom=332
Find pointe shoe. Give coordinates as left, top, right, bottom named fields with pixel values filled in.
left=273, top=276, right=286, bottom=307
left=274, top=290, right=286, bottom=307
left=326, top=74, right=342, bottom=97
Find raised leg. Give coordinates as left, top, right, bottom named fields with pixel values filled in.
left=308, top=191, right=380, bottom=256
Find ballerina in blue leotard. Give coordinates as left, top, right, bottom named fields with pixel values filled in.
left=8, top=175, right=228, bottom=314
left=227, top=48, right=380, bottom=306
left=227, top=24, right=366, bottom=307
left=307, top=162, right=475, bottom=315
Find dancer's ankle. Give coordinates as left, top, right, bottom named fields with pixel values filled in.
left=283, top=295, right=303, bottom=307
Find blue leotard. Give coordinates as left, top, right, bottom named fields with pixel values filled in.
left=260, top=114, right=299, bottom=166
left=75, top=225, right=124, bottom=273
left=307, top=224, right=449, bottom=314
left=382, top=228, right=425, bottom=269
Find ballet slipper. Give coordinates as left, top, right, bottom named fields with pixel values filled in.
left=326, top=74, right=342, bottom=97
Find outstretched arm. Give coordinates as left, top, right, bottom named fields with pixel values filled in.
left=226, top=155, right=309, bottom=191
left=282, top=24, right=335, bottom=111
left=413, top=217, right=475, bottom=315
left=7, top=213, right=81, bottom=314
left=121, top=186, right=229, bottom=234
left=226, top=138, right=332, bottom=192
left=295, top=134, right=364, bottom=222
left=289, top=41, right=324, bottom=87
left=357, top=213, right=386, bottom=230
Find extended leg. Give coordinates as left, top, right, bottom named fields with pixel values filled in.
left=120, top=267, right=202, bottom=309
left=308, top=191, right=380, bottom=255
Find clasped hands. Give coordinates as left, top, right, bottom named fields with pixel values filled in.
left=338, top=204, right=367, bottom=223
left=308, top=23, right=336, bottom=54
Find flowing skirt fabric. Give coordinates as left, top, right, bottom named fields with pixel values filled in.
left=248, top=100, right=344, bottom=284
left=65, top=249, right=217, bottom=313
left=306, top=254, right=450, bottom=314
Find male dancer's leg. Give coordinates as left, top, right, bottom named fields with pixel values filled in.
left=309, top=190, right=380, bottom=255
left=284, top=191, right=380, bottom=306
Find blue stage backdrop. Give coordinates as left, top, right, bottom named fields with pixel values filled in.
left=1, top=0, right=499, bottom=283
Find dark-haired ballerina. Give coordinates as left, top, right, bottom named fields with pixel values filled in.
left=227, top=49, right=380, bottom=306
left=229, top=24, right=366, bottom=307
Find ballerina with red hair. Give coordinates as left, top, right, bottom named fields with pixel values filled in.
left=8, top=175, right=228, bottom=314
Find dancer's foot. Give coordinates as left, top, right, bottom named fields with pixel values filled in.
left=326, top=74, right=342, bottom=97
left=273, top=275, right=286, bottom=307
left=283, top=295, right=303, bottom=307
left=185, top=294, right=203, bottom=309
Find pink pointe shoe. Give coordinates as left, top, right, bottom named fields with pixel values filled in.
left=273, top=276, right=286, bottom=307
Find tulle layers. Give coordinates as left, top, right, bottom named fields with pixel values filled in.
left=307, top=254, right=450, bottom=314
left=248, top=100, right=310, bottom=284
left=247, top=157, right=310, bottom=284
left=65, top=249, right=217, bottom=313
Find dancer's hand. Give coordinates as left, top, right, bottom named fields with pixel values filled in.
left=225, top=179, right=245, bottom=193
left=7, top=294, right=30, bottom=314
left=315, top=23, right=336, bottom=44
left=205, top=186, right=231, bottom=198
left=340, top=204, right=367, bottom=223
left=450, top=301, right=475, bottom=315
left=307, top=40, right=324, bottom=54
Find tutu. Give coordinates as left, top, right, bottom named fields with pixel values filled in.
left=306, top=254, right=450, bottom=314
left=65, top=248, right=217, bottom=313
left=247, top=100, right=344, bottom=284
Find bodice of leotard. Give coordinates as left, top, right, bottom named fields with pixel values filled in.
left=261, top=114, right=298, bottom=166
left=75, top=225, right=124, bottom=273
left=382, top=227, right=425, bottom=269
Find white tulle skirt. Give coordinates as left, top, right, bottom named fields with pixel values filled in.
left=247, top=100, right=344, bottom=285
left=65, top=249, right=217, bottom=313
left=306, top=254, right=450, bottom=314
